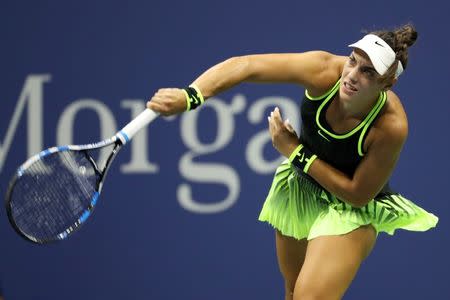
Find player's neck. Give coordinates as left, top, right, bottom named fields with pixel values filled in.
left=335, top=92, right=379, bottom=120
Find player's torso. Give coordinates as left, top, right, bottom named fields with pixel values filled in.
left=300, top=80, right=387, bottom=177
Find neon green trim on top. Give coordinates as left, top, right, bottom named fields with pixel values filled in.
left=305, top=80, right=341, bottom=100
left=357, top=91, right=387, bottom=156
left=315, top=86, right=385, bottom=139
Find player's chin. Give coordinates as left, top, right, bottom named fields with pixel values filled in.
left=338, top=89, right=354, bottom=103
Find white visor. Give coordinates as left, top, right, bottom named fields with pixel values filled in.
left=348, top=34, right=403, bottom=77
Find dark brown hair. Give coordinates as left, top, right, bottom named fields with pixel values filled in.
left=369, top=24, right=418, bottom=82
left=371, top=24, right=418, bottom=69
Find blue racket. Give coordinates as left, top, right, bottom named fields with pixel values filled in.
left=5, top=109, right=159, bottom=244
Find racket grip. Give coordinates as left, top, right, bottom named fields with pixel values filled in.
left=116, top=109, right=159, bottom=144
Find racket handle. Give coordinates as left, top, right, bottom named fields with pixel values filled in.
left=116, top=109, right=159, bottom=144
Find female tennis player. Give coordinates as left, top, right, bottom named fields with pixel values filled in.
left=147, top=24, right=438, bottom=299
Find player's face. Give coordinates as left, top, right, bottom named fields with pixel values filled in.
left=339, top=49, right=385, bottom=104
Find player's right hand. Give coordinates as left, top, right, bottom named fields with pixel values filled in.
left=147, top=88, right=187, bottom=116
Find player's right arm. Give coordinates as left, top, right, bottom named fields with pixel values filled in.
left=147, top=51, right=345, bottom=115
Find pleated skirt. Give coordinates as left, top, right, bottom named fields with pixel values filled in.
left=258, top=161, right=438, bottom=240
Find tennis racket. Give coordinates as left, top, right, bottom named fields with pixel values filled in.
left=5, top=108, right=159, bottom=244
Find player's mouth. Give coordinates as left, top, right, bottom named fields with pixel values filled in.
left=343, top=81, right=358, bottom=94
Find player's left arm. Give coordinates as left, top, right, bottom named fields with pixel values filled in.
left=308, top=116, right=408, bottom=207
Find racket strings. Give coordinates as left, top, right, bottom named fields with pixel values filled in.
left=14, top=152, right=93, bottom=234
left=61, top=151, right=98, bottom=207
left=13, top=153, right=87, bottom=220
left=27, top=162, right=81, bottom=236
left=8, top=150, right=100, bottom=241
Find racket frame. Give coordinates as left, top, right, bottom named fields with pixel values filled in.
left=5, top=108, right=158, bottom=244
left=5, top=136, right=123, bottom=243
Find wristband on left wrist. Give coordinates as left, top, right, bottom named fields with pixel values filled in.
left=288, top=144, right=317, bottom=174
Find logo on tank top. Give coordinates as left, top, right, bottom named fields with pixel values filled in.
left=317, top=130, right=331, bottom=142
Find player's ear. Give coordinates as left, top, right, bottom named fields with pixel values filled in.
left=383, top=77, right=397, bottom=90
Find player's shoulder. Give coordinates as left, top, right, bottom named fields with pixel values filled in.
left=375, top=90, right=408, bottom=143
left=304, top=51, right=347, bottom=97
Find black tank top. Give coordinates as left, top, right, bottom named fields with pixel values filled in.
left=300, top=79, right=393, bottom=196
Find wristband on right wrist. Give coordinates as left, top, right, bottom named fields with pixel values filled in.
left=182, top=84, right=205, bottom=111
left=288, top=144, right=317, bottom=174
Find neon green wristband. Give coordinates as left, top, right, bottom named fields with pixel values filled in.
left=289, top=144, right=317, bottom=174
left=183, top=84, right=205, bottom=111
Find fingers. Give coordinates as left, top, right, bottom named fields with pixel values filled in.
left=146, top=88, right=185, bottom=115
left=268, top=107, right=283, bottom=140
left=147, top=93, right=164, bottom=111
left=268, top=106, right=287, bottom=127
left=284, top=119, right=295, bottom=133
left=268, top=107, right=298, bottom=136
left=267, top=107, right=281, bottom=125
left=272, top=106, right=282, bottom=122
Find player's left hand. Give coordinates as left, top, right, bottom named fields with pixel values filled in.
left=268, top=107, right=301, bottom=158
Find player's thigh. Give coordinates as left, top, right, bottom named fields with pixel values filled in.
left=275, top=230, right=308, bottom=289
left=294, top=225, right=377, bottom=300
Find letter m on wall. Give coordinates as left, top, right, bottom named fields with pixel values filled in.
left=0, top=74, right=51, bottom=173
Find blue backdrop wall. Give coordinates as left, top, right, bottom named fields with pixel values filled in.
left=0, top=1, right=448, bottom=299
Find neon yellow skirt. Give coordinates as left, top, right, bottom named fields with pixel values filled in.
left=258, top=161, right=438, bottom=240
